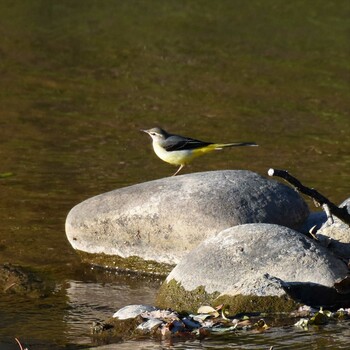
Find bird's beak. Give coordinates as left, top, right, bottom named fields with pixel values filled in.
left=140, top=129, right=149, bottom=134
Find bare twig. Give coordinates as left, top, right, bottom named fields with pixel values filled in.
left=268, top=168, right=350, bottom=226
left=15, top=338, right=24, bottom=350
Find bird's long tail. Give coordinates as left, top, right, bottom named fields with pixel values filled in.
left=212, top=142, right=258, bottom=150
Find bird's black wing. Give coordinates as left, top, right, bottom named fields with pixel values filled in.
left=163, top=135, right=213, bottom=151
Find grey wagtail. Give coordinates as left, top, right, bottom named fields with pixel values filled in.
left=142, top=127, right=258, bottom=176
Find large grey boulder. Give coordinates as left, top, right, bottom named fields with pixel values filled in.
left=66, top=170, right=309, bottom=267
left=157, top=224, right=349, bottom=311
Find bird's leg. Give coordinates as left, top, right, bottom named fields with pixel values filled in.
left=172, top=164, right=184, bottom=176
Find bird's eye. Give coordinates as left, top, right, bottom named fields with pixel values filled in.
left=151, top=132, right=156, bottom=136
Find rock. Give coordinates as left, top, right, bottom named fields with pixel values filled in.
left=156, top=224, right=349, bottom=312
left=66, top=170, right=309, bottom=270
left=340, top=197, right=350, bottom=212
left=215, top=274, right=301, bottom=313
left=91, top=315, right=144, bottom=342
left=316, top=222, right=350, bottom=259
left=318, top=198, right=350, bottom=259
left=136, top=318, right=163, bottom=332
left=301, top=197, right=350, bottom=259
left=113, top=305, right=157, bottom=320
left=0, top=263, right=53, bottom=298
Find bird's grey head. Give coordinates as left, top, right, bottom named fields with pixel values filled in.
left=141, top=127, right=169, bottom=142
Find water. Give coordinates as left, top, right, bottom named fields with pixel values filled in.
left=0, top=0, right=349, bottom=348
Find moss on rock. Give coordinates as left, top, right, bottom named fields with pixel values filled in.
left=77, top=250, right=173, bottom=276
left=213, top=294, right=300, bottom=315
left=156, top=279, right=300, bottom=315
left=91, top=315, right=144, bottom=343
left=156, top=279, right=220, bottom=313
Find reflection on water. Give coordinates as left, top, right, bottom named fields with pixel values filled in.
left=0, top=0, right=349, bottom=349
left=65, top=271, right=162, bottom=345
left=0, top=268, right=162, bottom=349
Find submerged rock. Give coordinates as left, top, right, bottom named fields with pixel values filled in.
left=92, top=302, right=350, bottom=346
left=66, top=170, right=309, bottom=270
left=92, top=303, right=267, bottom=343
left=157, top=224, right=349, bottom=313
left=93, top=304, right=180, bottom=341
left=0, top=263, right=53, bottom=298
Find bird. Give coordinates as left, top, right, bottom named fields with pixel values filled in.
left=141, top=127, right=258, bottom=176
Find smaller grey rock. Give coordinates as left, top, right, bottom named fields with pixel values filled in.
left=158, top=224, right=349, bottom=310
left=300, top=197, right=350, bottom=236
left=113, top=305, right=157, bottom=320
left=316, top=222, right=350, bottom=259
left=166, top=224, right=348, bottom=294
left=293, top=195, right=350, bottom=259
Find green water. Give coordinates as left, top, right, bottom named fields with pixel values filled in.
left=0, top=1, right=349, bottom=348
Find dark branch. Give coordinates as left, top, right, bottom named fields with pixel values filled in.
left=268, top=168, right=350, bottom=226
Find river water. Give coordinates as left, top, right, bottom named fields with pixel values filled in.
left=0, top=1, right=349, bottom=349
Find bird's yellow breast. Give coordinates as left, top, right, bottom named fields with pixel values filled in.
left=152, top=142, right=218, bottom=166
